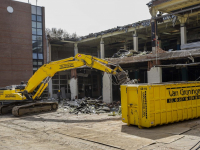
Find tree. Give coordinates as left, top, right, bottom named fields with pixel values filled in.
left=46, top=28, right=79, bottom=39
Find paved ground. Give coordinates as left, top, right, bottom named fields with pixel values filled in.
left=0, top=108, right=200, bottom=150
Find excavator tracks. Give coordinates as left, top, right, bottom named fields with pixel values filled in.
left=0, top=102, right=25, bottom=115
left=12, top=102, right=58, bottom=117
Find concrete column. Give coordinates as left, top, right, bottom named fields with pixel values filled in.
left=47, top=42, right=51, bottom=62
left=181, top=67, right=188, bottom=81
left=70, top=69, right=78, bottom=100
left=151, top=19, right=157, bottom=54
left=103, top=73, right=113, bottom=103
left=124, top=41, right=127, bottom=50
left=180, top=24, right=187, bottom=45
left=100, top=38, right=105, bottom=59
left=70, top=43, right=78, bottom=100
left=100, top=38, right=112, bottom=103
left=133, top=32, right=138, bottom=51
left=97, top=45, right=100, bottom=58
left=74, top=43, right=78, bottom=55
left=149, top=8, right=158, bottom=54
left=179, top=17, right=187, bottom=47
left=147, top=67, right=162, bottom=83
left=47, top=42, right=53, bottom=98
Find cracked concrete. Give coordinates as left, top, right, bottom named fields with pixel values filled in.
left=0, top=110, right=200, bottom=150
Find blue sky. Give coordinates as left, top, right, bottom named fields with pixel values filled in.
left=13, top=0, right=151, bottom=36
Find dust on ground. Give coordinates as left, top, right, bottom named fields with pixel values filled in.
left=0, top=108, right=200, bottom=150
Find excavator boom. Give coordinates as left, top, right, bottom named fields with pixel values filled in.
left=0, top=53, right=131, bottom=116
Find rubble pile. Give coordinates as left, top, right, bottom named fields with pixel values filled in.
left=61, top=97, right=121, bottom=115
left=112, top=49, right=151, bottom=58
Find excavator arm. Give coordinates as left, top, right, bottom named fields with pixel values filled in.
left=24, top=53, right=130, bottom=100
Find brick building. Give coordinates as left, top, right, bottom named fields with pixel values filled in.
left=0, top=0, right=46, bottom=87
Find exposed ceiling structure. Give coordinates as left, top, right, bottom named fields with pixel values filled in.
left=48, top=0, right=200, bottom=62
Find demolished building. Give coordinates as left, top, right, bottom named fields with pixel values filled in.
left=47, top=0, right=200, bottom=103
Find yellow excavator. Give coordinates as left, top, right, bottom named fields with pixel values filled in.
left=0, top=53, right=132, bottom=116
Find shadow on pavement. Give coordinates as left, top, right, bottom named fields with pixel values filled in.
left=121, top=118, right=200, bottom=140
left=20, top=115, right=121, bottom=123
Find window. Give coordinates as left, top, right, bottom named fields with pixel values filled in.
left=32, top=5, right=43, bottom=73
left=37, top=7, right=42, bottom=15
left=32, top=35, right=37, bottom=40
left=37, top=29, right=42, bottom=35
left=37, top=47, right=42, bottom=53
left=52, top=80, right=59, bottom=84
left=32, top=42, right=38, bottom=52
left=37, top=22, right=42, bottom=28
left=33, top=60, right=37, bottom=65
left=32, top=28, right=36, bottom=35
left=32, top=21, right=36, bottom=28
left=37, top=16, right=42, bottom=22
left=31, top=6, right=36, bottom=14
left=38, top=60, right=43, bottom=65
left=38, top=53, right=43, bottom=59
left=32, top=15, right=36, bottom=21
left=33, top=53, right=37, bottom=59
left=37, top=40, right=42, bottom=46
left=53, top=85, right=59, bottom=89
left=37, top=36, right=42, bottom=40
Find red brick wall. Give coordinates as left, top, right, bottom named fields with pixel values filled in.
left=0, top=0, right=32, bottom=87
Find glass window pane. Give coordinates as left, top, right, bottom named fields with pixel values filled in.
left=52, top=80, right=59, bottom=84
left=37, top=22, right=42, bottom=28
left=32, top=15, right=36, bottom=21
left=53, top=90, right=58, bottom=94
left=37, top=7, right=42, bottom=15
left=33, top=53, right=37, bottom=59
left=60, top=80, right=67, bottom=84
left=33, top=67, right=37, bottom=71
left=32, top=35, right=36, bottom=40
left=38, top=53, right=43, bottom=59
left=37, top=47, right=42, bottom=53
left=32, top=28, right=36, bottom=35
left=31, top=6, right=36, bottom=14
left=60, top=75, right=66, bottom=79
left=37, top=16, right=42, bottom=22
left=32, top=49, right=37, bottom=53
left=32, top=21, right=36, bottom=28
left=38, top=60, right=43, bottom=65
left=37, top=36, right=42, bottom=40
left=33, top=60, right=37, bottom=65
left=37, top=29, right=42, bottom=35
left=32, top=41, right=38, bottom=50
left=53, top=75, right=59, bottom=79
left=38, top=40, right=42, bottom=46
left=53, top=85, right=59, bottom=89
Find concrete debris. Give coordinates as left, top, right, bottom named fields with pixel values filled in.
left=112, top=49, right=151, bottom=58
left=181, top=42, right=200, bottom=50
left=60, top=97, right=121, bottom=115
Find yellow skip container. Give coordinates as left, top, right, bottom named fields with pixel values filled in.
left=121, top=82, right=200, bottom=128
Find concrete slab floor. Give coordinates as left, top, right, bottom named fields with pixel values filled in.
left=0, top=110, right=200, bottom=150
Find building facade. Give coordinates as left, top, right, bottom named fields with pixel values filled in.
left=0, top=0, right=46, bottom=87
left=47, top=0, right=200, bottom=103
